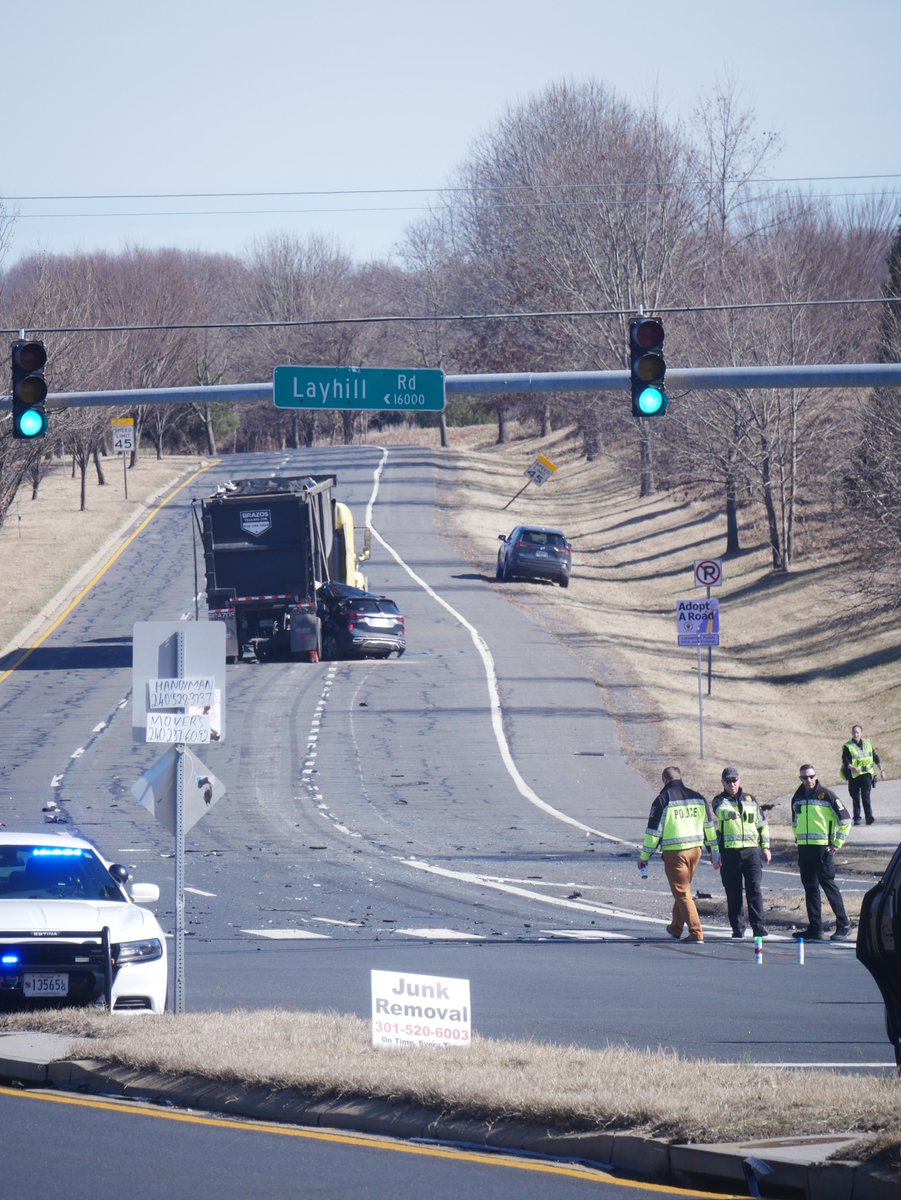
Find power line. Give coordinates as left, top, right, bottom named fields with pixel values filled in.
left=5, top=173, right=901, bottom=202
left=10, top=192, right=900, bottom=222
left=4, top=294, right=899, bottom=339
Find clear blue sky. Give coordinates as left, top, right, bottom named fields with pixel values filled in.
left=4, top=0, right=899, bottom=267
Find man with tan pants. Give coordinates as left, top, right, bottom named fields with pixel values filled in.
left=639, top=766, right=719, bottom=942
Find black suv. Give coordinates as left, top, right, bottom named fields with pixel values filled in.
left=496, top=525, right=572, bottom=588
left=318, top=583, right=406, bottom=660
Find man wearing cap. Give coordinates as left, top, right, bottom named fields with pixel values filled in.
left=791, top=763, right=853, bottom=941
left=639, top=766, right=719, bottom=943
left=713, top=767, right=771, bottom=939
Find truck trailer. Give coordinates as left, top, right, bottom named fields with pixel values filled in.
left=193, top=475, right=367, bottom=663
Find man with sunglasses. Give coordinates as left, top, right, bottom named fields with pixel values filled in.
left=791, top=764, right=853, bottom=941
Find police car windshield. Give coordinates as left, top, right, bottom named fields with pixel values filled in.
left=0, top=846, right=124, bottom=901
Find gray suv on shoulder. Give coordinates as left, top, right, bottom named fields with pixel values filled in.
left=496, top=525, right=573, bottom=588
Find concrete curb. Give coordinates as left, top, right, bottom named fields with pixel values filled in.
left=0, top=1039, right=897, bottom=1199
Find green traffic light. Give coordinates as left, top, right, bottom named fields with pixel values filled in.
left=637, top=386, right=666, bottom=416
left=16, top=408, right=47, bottom=438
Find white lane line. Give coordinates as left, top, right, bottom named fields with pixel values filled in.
left=50, top=774, right=63, bottom=789
left=394, top=928, right=482, bottom=940
left=70, top=747, right=85, bottom=759
left=366, top=447, right=638, bottom=851
left=240, top=928, right=331, bottom=940
left=760, top=1062, right=895, bottom=1069
left=401, top=857, right=670, bottom=927
left=92, top=722, right=107, bottom=734
left=185, top=886, right=216, bottom=897
left=541, top=929, right=633, bottom=941
left=311, top=918, right=363, bottom=927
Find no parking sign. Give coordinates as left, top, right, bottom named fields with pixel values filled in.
left=693, top=558, right=723, bottom=588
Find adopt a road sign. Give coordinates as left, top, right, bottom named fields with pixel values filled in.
left=677, top=597, right=720, bottom=647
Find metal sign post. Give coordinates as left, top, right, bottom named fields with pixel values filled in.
left=111, top=417, right=135, bottom=500
left=173, top=634, right=186, bottom=1013
left=503, top=454, right=558, bottom=510
left=693, top=560, right=723, bottom=696
left=677, top=598, right=721, bottom=760
left=131, top=620, right=226, bottom=1014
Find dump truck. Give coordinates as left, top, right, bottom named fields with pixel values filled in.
left=193, top=475, right=368, bottom=663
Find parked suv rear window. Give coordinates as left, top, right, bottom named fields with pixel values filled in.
left=521, top=531, right=566, bottom=547
left=346, top=599, right=401, bottom=616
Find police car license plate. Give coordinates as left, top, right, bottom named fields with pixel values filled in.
left=23, top=973, right=69, bottom=996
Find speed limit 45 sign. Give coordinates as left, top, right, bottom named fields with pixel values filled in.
left=111, top=417, right=135, bottom=452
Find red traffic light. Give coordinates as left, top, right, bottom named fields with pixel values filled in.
left=14, top=341, right=47, bottom=373
left=631, top=317, right=665, bottom=352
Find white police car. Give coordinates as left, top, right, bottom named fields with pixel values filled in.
left=0, top=831, right=167, bottom=1013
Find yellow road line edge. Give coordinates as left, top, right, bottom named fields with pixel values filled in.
left=0, top=1086, right=741, bottom=1196
left=0, top=461, right=217, bottom=687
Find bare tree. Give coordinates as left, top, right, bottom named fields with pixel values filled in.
left=420, top=79, right=700, bottom=483
left=231, top=233, right=367, bottom=450
left=849, top=219, right=901, bottom=595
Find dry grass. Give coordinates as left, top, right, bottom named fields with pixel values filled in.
left=2, top=1008, right=898, bottom=1147
left=434, top=421, right=901, bottom=818
left=0, top=453, right=204, bottom=658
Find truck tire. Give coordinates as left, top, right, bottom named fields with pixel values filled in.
left=323, top=633, right=340, bottom=661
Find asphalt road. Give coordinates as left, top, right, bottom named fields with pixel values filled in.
left=0, top=445, right=892, bottom=1067
left=7, top=1086, right=717, bottom=1200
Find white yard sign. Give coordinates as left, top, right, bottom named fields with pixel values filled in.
left=371, top=970, right=471, bottom=1049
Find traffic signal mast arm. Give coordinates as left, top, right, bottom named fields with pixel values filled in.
left=4, top=362, right=901, bottom=414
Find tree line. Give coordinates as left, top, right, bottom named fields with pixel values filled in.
left=1, top=79, right=898, bottom=579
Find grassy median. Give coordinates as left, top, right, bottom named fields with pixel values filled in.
left=2, top=1008, right=900, bottom=1164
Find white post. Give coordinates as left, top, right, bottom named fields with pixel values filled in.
left=697, top=644, right=705, bottom=759
left=174, top=631, right=186, bottom=1014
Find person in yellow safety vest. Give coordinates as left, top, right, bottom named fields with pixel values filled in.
left=639, top=766, right=719, bottom=943
left=791, top=763, right=853, bottom=941
left=713, top=767, right=772, bottom=940
left=841, top=724, right=886, bottom=826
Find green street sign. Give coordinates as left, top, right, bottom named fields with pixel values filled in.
left=273, top=365, right=445, bottom=412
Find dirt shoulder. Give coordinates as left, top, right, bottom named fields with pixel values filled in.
left=436, top=424, right=899, bottom=837
left=0, top=454, right=207, bottom=662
